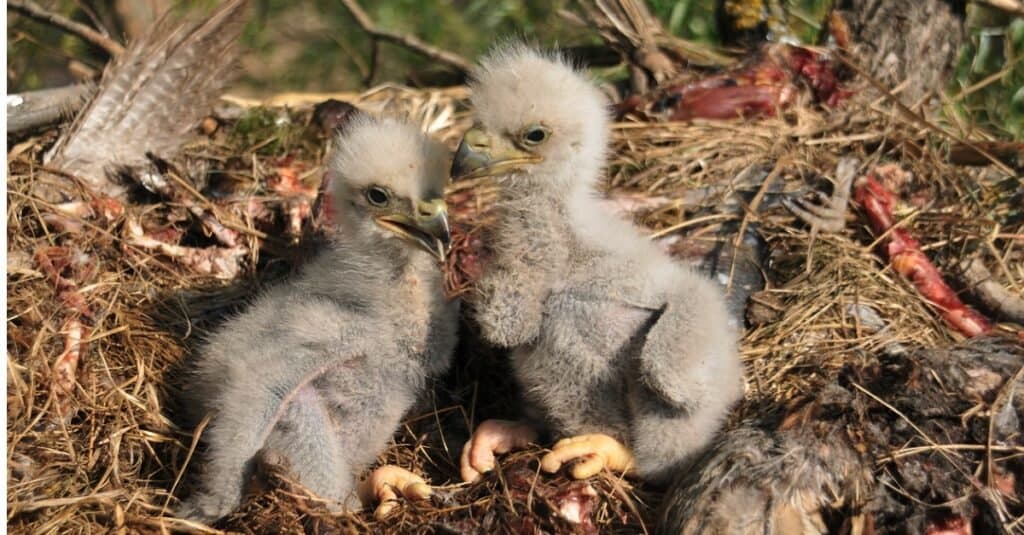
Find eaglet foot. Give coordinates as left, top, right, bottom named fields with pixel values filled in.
left=460, top=419, right=539, bottom=483
left=357, top=465, right=432, bottom=520
left=540, top=433, right=636, bottom=479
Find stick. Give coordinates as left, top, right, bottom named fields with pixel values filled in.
left=6, top=83, right=95, bottom=136
left=338, top=0, right=472, bottom=74
left=7, top=0, right=125, bottom=57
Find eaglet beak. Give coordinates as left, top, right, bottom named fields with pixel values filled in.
left=451, top=127, right=541, bottom=180
left=375, top=198, right=451, bottom=261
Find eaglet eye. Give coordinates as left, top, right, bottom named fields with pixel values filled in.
left=366, top=186, right=390, bottom=206
left=521, top=125, right=550, bottom=146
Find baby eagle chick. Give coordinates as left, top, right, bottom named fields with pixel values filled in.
left=179, top=116, right=458, bottom=522
left=453, top=46, right=744, bottom=485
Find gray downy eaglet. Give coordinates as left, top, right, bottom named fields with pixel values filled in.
left=452, top=44, right=745, bottom=486
left=179, top=116, right=459, bottom=522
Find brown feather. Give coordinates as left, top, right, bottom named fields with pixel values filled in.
left=44, top=0, right=249, bottom=197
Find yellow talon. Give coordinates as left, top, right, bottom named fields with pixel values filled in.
left=540, top=433, right=635, bottom=479
left=357, top=465, right=432, bottom=519
left=460, top=419, right=539, bottom=483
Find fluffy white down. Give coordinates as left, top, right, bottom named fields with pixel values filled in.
left=330, top=115, right=449, bottom=202
left=471, top=43, right=609, bottom=192
left=474, top=44, right=679, bottom=283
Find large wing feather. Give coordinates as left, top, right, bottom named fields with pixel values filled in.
left=44, top=0, right=249, bottom=196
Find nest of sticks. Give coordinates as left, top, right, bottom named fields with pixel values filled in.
left=8, top=59, right=1024, bottom=533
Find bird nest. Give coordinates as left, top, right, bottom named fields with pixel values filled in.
left=7, top=78, right=1023, bottom=534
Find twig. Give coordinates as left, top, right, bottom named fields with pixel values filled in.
left=7, top=0, right=125, bottom=57
left=366, top=38, right=380, bottom=86
left=71, top=0, right=112, bottom=39
left=836, top=51, right=1014, bottom=175
left=163, top=413, right=211, bottom=514
left=12, top=490, right=124, bottom=513
left=338, top=0, right=472, bottom=75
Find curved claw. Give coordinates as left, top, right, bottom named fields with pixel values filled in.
left=460, top=419, right=538, bottom=483
left=784, top=157, right=859, bottom=233
left=784, top=195, right=847, bottom=233
left=357, top=465, right=431, bottom=520
left=539, top=433, right=636, bottom=479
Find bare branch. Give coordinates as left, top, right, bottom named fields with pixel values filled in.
left=7, top=83, right=95, bottom=137
left=338, top=0, right=472, bottom=75
left=7, top=0, right=125, bottom=57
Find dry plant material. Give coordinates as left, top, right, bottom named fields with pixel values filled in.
left=854, top=166, right=992, bottom=338
left=574, top=0, right=735, bottom=95
left=7, top=37, right=1023, bottom=532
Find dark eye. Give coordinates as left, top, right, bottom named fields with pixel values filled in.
left=366, top=186, right=390, bottom=206
left=522, top=126, right=549, bottom=146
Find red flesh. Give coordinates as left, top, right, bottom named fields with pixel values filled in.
left=664, top=44, right=851, bottom=121
left=854, top=173, right=992, bottom=338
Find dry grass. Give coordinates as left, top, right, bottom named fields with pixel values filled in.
left=7, top=75, right=1023, bottom=534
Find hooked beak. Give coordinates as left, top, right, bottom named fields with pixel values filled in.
left=375, top=198, right=451, bottom=261
left=450, top=127, right=542, bottom=180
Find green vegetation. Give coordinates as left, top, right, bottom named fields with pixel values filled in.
left=948, top=6, right=1024, bottom=140
left=230, top=107, right=307, bottom=156
left=234, top=0, right=590, bottom=93
left=650, top=0, right=721, bottom=44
